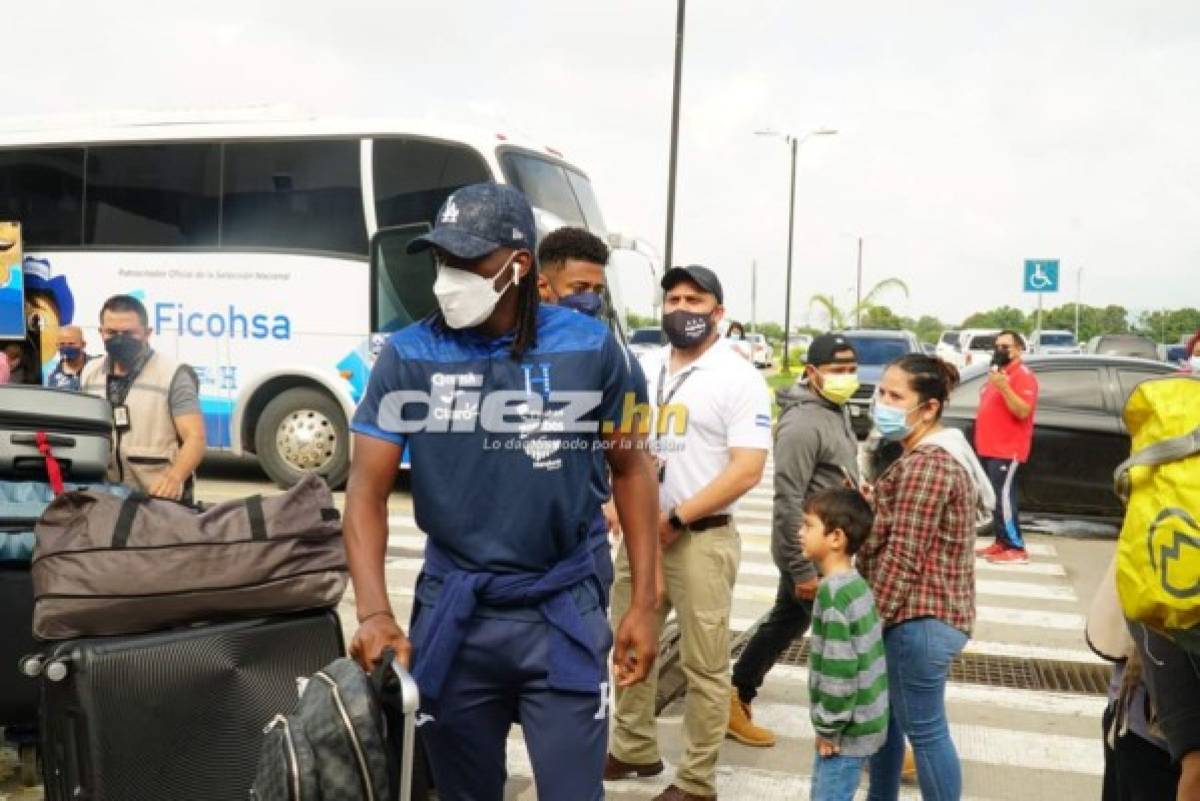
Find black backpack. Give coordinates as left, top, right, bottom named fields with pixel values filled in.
left=251, top=649, right=424, bottom=801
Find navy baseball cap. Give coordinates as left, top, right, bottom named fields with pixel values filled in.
left=407, top=183, right=537, bottom=259
left=661, top=265, right=724, bottom=304
left=807, top=333, right=857, bottom=366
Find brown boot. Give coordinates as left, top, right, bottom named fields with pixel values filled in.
left=603, top=753, right=665, bottom=781
left=725, top=694, right=776, bottom=747
left=652, top=785, right=717, bottom=801
left=901, top=747, right=917, bottom=781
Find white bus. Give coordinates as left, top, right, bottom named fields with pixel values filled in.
left=0, top=115, right=633, bottom=487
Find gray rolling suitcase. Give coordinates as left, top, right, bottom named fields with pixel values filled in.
left=0, top=386, right=112, bottom=483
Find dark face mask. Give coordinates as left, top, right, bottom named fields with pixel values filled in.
left=104, top=333, right=144, bottom=366
left=557, top=291, right=603, bottom=318
left=662, top=309, right=714, bottom=349
left=991, top=347, right=1012, bottom=368
left=58, top=346, right=82, bottom=361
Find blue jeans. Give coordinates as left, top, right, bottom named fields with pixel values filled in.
left=867, top=618, right=968, bottom=801
left=812, top=751, right=867, bottom=801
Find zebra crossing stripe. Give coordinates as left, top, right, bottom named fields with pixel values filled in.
left=504, top=741, right=992, bottom=801
left=762, top=665, right=1106, bottom=717
left=744, top=701, right=1102, bottom=775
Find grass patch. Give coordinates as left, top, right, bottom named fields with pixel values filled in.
left=768, top=370, right=799, bottom=419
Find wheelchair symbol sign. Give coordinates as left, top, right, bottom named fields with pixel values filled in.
left=1023, top=259, right=1059, bottom=293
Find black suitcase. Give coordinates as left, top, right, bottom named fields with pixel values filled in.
left=0, top=385, right=112, bottom=483
left=36, top=608, right=344, bottom=801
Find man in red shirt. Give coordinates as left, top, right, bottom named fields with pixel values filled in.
left=975, top=330, right=1039, bottom=564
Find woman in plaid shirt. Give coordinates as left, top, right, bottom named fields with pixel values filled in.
left=857, top=354, right=976, bottom=801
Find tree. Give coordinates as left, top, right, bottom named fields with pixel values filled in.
left=960, top=306, right=1027, bottom=332
left=1135, top=308, right=1200, bottom=344
left=625, top=311, right=657, bottom=331
left=912, top=315, right=946, bottom=344
left=859, top=305, right=904, bottom=330
left=808, top=278, right=909, bottom=330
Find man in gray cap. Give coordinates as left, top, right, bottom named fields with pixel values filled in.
left=344, top=183, right=660, bottom=800
left=727, top=333, right=862, bottom=747
left=607, top=265, right=771, bottom=801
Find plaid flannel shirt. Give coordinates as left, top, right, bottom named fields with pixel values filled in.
left=856, top=444, right=975, bottom=634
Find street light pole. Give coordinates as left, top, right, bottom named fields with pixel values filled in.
left=783, top=136, right=798, bottom=371
left=855, top=236, right=863, bottom=328
left=663, top=0, right=686, bottom=271
left=755, top=127, right=837, bottom=372
left=1074, top=266, right=1082, bottom=343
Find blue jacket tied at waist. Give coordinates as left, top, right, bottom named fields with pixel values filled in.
left=411, top=539, right=605, bottom=701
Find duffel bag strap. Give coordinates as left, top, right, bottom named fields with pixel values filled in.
left=245, top=495, right=267, bottom=541
left=1113, top=425, right=1200, bottom=506
left=111, top=495, right=151, bottom=548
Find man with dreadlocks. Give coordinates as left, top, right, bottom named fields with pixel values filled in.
left=344, top=183, right=660, bottom=800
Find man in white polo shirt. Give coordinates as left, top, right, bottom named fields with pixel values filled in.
left=606, top=265, right=772, bottom=801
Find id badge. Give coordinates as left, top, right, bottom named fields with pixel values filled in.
left=112, top=404, right=131, bottom=431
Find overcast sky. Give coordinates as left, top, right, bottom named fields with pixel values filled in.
left=8, top=1, right=1199, bottom=328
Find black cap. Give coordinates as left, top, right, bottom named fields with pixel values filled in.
left=807, top=333, right=857, bottom=366
left=661, top=265, right=723, bottom=304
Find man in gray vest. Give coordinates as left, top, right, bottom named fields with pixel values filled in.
left=80, top=295, right=206, bottom=501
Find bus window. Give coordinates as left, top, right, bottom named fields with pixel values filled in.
left=221, top=139, right=366, bottom=256
left=499, top=151, right=586, bottom=228
left=85, top=143, right=220, bottom=247
left=565, top=168, right=607, bottom=233
left=0, top=148, right=85, bottom=246
left=373, top=139, right=491, bottom=229
left=371, top=223, right=437, bottom=332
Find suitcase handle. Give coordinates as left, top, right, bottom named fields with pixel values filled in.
left=10, top=433, right=77, bottom=448
left=372, top=648, right=420, bottom=801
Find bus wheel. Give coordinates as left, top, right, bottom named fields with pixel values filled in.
left=255, top=387, right=350, bottom=489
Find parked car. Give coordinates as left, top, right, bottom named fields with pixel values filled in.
left=866, top=355, right=1177, bottom=519
left=1030, top=329, right=1081, bottom=355
left=1086, top=334, right=1158, bottom=360
left=922, top=342, right=936, bottom=356
left=745, top=333, right=774, bottom=367
left=838, top=329, right=923, bottom=438
left=1164, top=343, right=1188, bottom=365
left=958, top=329, right=1002, bottom=369
left=934, top=330, right=961, bottom=363
left=628, top=327, right=667, bottom=359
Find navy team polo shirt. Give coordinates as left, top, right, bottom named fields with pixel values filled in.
left=352, top=303, right=638, bottom=574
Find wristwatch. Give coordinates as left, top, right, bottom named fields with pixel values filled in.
left=668, top=506, right=685, bottom=530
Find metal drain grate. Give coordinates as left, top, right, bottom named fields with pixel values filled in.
left=730, top=636, right=1112, bottom=696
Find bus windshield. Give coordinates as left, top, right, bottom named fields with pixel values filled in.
left=499, top=150, right=607, bottom=234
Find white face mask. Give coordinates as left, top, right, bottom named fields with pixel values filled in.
left=1191, top=355, right=1200, bottom=372
left=432, top=252, right=520, bottom=329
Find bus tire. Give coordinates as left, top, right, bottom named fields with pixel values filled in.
left=255, top=387, right=350, bottom=489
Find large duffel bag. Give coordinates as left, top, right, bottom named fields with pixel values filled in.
left=0, top=385, right=112, bottom=484
left=31, top=472, right=348, bottom=640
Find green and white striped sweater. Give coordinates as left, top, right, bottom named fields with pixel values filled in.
left=808, top=569, right=889, bottom=756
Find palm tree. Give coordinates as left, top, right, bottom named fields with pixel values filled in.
left=808, top=278, right=909, bottom=330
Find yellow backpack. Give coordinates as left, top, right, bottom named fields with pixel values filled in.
left=1113, top=375, right=1200, bottom=650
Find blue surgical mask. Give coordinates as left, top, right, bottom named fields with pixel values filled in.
left=557, top=291, right=603, bottom=318
left=871, top=398, right=920, bottom=441
left=58, top=346, right=81, bottom=361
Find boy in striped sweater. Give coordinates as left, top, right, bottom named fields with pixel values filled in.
left=799, top=488, right=888, bottom=801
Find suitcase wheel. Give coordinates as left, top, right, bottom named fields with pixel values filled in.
left=18, top=742, right=39, bottom=787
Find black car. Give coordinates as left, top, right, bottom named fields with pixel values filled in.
left=839, top=330, right=923, bottom=438
left=939, top=355, right=1176, bottom=518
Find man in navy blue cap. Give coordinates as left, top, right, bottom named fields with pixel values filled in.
left=344, top=183, right=660, bottom=800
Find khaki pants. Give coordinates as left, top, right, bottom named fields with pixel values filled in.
left=610, top=522, right=740, bottom=797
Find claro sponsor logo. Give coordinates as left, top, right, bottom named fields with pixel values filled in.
left=376, top=372, right=688, bottom=436
left=154, top=302, right=292, bottom=340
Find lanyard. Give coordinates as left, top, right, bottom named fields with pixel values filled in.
left=655, top=362, right=696, bottom=441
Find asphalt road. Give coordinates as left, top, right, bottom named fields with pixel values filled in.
left=1, top=454, right=1117, bottom=800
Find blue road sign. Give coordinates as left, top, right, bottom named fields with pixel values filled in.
left=1023, top=259, right=1059, bottom=293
